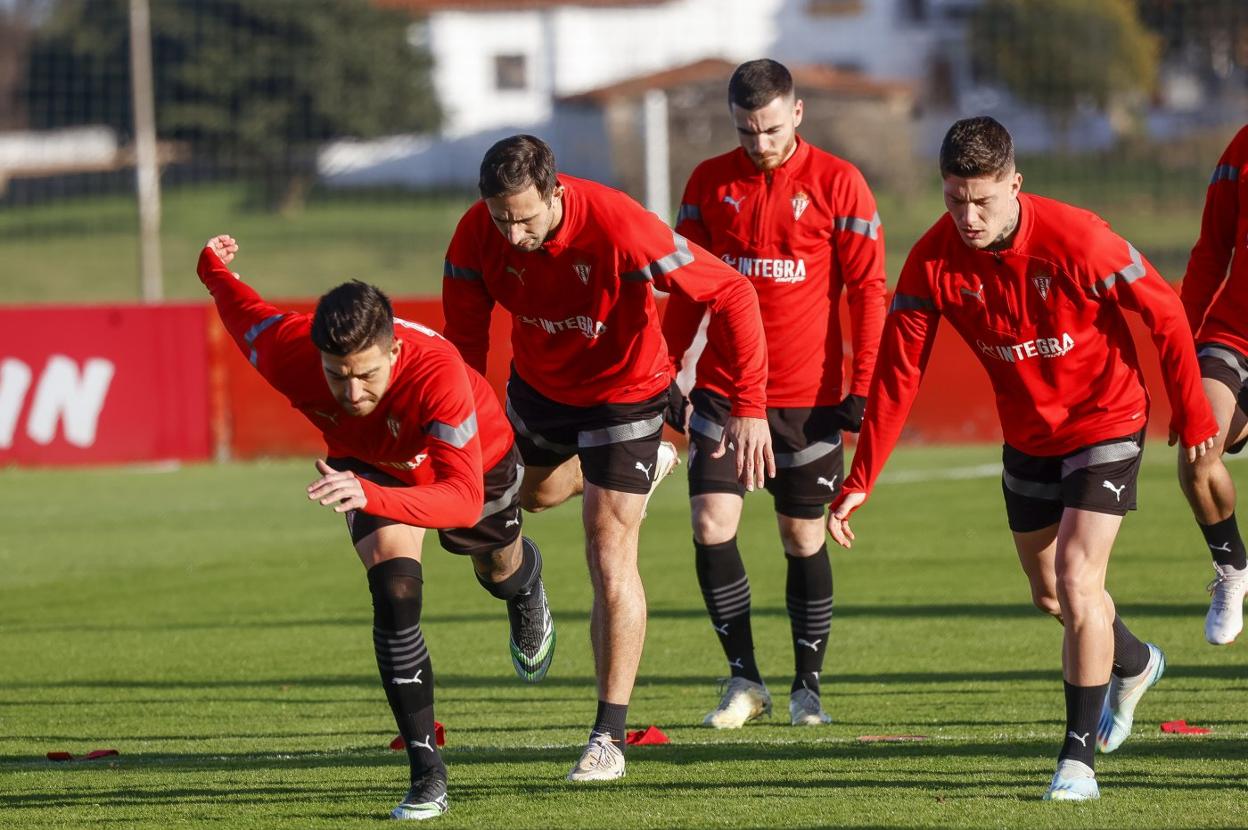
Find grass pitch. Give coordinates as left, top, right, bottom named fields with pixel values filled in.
left=1, top=446, right=1245, bottom=828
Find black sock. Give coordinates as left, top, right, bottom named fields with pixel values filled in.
left=593, top=700, right=628, bottom=745
left=476, top=536, right=542, bottom=600
left=694, top=538, right=761, bottom=683
left=1058, top=681, right=1107, bottom=769
left=1111, top=615, right=1151, bottom=678
left=1199, top=514, right=1248, bottom=569
left=368, top=558, right=444, bottom=784
left=786, top=547, right=833, bottom=695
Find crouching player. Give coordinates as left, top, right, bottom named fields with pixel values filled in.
left=827, top=118, right=1217, bottom=800
left=198, top=235, right=555, bottom=820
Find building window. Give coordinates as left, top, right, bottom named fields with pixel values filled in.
left=494, top=55, right=528, bottom=91
left=807, top=0, right=865, bottom=16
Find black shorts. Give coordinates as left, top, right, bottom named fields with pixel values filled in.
left=504, top=369, right=668, bottom=495
left=1198, top=342, right=1248, bottom=454
left=1001, top=431, right=1144, bottom=533
left=686, top=388, right=844, bottom=520
left=327, top=444, right=524, bottom=555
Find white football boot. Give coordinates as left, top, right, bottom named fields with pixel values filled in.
left=1205, top=562, right=1248, bottom=645
left=703, top=676, right=772, bottom=729
left=566, top=732, right=626, bottom=782
left=641, top=441, right=680, bottom=517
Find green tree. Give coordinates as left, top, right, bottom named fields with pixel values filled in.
left=24, top=0, right=440, bottom=212
left=969, top=0, right=1160, bottom=142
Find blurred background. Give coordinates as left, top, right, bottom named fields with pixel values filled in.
left=2, top=0, right=1245, bottom=302
left=1, top=0, right=1245, bottom=466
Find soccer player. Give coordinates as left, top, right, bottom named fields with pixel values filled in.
left=442, top=135, right=772, bottom=781
left=826, top=118, right=1217, bottom=801
left=198, top=235, right=556, bottom=820
left=663, top=59, right=887, bottom=729
left=1177, top=124, right=1248, bottom=645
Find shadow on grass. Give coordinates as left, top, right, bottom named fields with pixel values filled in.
left=2, top=737, right=1244, bottom=812
left=0, top=601, right=1212, bottom=635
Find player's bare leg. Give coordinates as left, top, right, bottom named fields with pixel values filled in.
left=1178, top=378, right=1248, bottom=644
left=778, top=514, right=834, bottom=726
left=567, top=483, right=645, bottom=781
left=353, top=525, right=447, bottom=819
left=692, top=493, right=771, bottom=728
left=520, top=456, right=583, bottom=512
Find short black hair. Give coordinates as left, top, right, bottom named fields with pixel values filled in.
left=728, top=59, right=794, bottom=111
left=939, top=116, right=1015, bottom=179
left=479, top=134, right=559, bottom=201
left=311, top=280, right=394, bottom=356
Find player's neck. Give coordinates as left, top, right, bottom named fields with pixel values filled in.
left=984, top=197, right=1021, bottom=252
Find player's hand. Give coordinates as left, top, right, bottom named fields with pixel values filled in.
left=832, top=394, right=867, bottom=433
left=1184, top=435, right=1217, bottom=464
left=826, top=490, right=866, bottom=549
left=716, top=415, right=774, bottom=491
left=307, top=459, right=367, bottom=513
left=205, top=234, right=238, bottom=265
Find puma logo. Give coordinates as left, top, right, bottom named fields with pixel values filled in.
left=712, top=622, right=730, bottom=635
left=410, top=734, right=435, bottom=752
left=796, top=638, right=822, bottom=652
left=505, top=265, right=526, bottom=284
left=504, top=513, right=521, bottom=529
left=391, top=669, right=423, bottom=686
left=816, top=476, right=839, bottom=491
left=722, top=194, right=746, bottom=213
left=1210, top=542, right=1233, bottom=553
left=960, top=285, right=984, bottom=303
left=728, top=657, right=744, bottom=669
left=1102, top=480, right=1126, bottom=502
left=1066, top=731, right=1089, bottom=748
left=635, top=460, right=654, bottom=480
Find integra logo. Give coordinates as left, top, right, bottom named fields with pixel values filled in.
left=976, top=333, right=1075, bottom=363
left=721, top=254, right=807, bottom=284
left=518, top=314, right=607, bottom=339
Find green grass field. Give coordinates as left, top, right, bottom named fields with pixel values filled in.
left=2, top=446, right=1245, bottom=828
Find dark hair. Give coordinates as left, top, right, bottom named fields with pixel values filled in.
left=311, top=280, right=394, bottom=356
left=939, top=116, right=1015, bottom=179
left=479, top=134, right=558, bottom=201
left=728, top=59, right=794, bottom=110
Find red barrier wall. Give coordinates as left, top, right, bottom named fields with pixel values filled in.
left=1, top=295, right=1181, bottom=467
left=0, top=304, right=211, bottom=465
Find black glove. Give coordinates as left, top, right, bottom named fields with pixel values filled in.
left=664, top=381, right=689, bottom=432
left=832, top=394, right=866, bottom=433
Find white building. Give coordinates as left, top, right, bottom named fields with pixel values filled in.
left=323, top=0, right=978, bottom=187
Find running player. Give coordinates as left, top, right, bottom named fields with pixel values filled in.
left=826, top=118, right=1217, bottom=801
left=663, top=59, right=886, bottom=729
left=1177, top=124, right=1248, bottom=645
left=199, top=235, right=555, bottom=820
left=442, top=135, right=771, bottom=781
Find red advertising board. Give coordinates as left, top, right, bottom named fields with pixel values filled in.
left=0, top=304, right=211, bottom=465
left=1, top=293, right=1182, bottom=467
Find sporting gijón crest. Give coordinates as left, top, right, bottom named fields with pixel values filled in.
left=791, top=191, right=810, bottom=221
left=387, top=416, right=401, bottom=438
left=1032, top=273, right=1051, bottom=301
left=573, top=262, right=591, bottom=284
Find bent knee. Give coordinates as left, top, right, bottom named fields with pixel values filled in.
left=1032, top=592, right=1062, bottom=618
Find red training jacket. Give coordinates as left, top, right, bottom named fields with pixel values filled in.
left=664, top=138, right=887, bottom=407
left=846, top=193, right=1217, bottom=500
left=442, top=175, right=767, bottom=417
left=199, top=247, right=513, bottom=529
left=1182, top=124, right=1248, bottom=357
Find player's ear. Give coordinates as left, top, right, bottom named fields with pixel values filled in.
left=549, top=184, right=565, bottom=205
left=792, top=98, right=803, bottom=128
left=388, top=338, right=401, bottom=362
